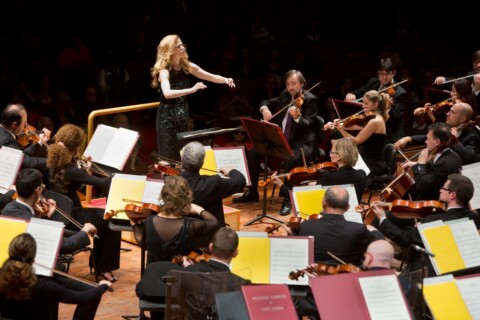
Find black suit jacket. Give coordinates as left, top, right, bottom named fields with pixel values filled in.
left=1, top=201, right=91, bottom=254
left=299, top=213, right=385, bottom=266
left=317, top=166, right=367, bottom=202
left=411, top=128, right=480, bottom=165
left=181, top=170, right=246, bottom=227
left=379, top=207, right=480, bottom=273
left=260, top=89, right=318, bottom=155
left=0, top=125, right=47, bottom=169
left=351, top=78, right=408, bottom=142
left=411, top=149, right=462, bottom=200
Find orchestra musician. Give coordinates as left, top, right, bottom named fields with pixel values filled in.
left=401, top=122, right=463, bottom=201
left=370, top=174, right=480, bottom=274
left=46, top=124, right=121, bottom=282
left=433, top=49, right=480, bottom=85
left=326, top=90, right=389, bottom=178
left=397, top=102, right=480, bottom=165
left=1, top=168, right=97, bottom=256
left=0, top=103, right=51, bottom=182
left=150, top=34, right=235, bottom=161
left=180, top=141, right=245, bottom=247
left=298, top=185, right=384, bottom=266
left=271, top=137, right=366, bottom=203
left=0, top=186, right=15, bottom=210
left=233, top=70, right=319, bottom=216
left=345, top=57, right=407, bottom=143
left=0, top=233, right=112, bottom=320
left=131, top=175, right=220, bottom=264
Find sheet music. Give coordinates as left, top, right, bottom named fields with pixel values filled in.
left=269, top=237, right=310, bottom=285
left=213, top=147, right=251, bottom=186
left=358, top=275, right=411, bottom=320
left=456, top=276, right=480, bottom=319
left=141, top=180, right=164, bottom=205
left=0, top=146, right=23, bottom=189
left=449, top=220, right=480, bottom=268
left=27, top=218, right=64, bottom=277
left=84, top=124, right=116, bottom=163
left=461, top=162, right=480, bottom=209
left=353, top=153, right=370, bottom=176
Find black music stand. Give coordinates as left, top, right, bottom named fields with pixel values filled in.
left=241, top=117, right=293, bottom=226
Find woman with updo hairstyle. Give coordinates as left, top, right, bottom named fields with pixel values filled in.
left=132, top=175, right=220, bottom=264
left=47, top=124, right=121, bottom=283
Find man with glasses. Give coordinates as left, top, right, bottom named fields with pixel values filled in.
left=370, top=173, right=480, bottom=273
left=345, top=57, right=407, bottom=143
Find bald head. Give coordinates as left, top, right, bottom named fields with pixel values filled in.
left=446, top=102, right=473, bottom=127
left=323, top=186, right=349, bottom=213
left=365, top=240, right=394, bottom=269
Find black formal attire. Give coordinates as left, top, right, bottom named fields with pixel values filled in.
left=378, top=207, right=480, bottom=274
left=278, top=166, right=367, bottom=202
left=1, top=200, right=91, bottom=254
left=410, top=148, right=462, bottom=200
left=361, top=133, right=387, bottom=176
left=0, top=189, right=15, bottom=211
left=0, top=124, right=47, bottom=170
left=411, top=128, right=480, bottom=165
left=350, top=78, right=408, bottom=143
left=0, top=276, right=109, bottom=320
left=156, top=69, right=189, bottom=161
left=299, top=213, right=385, bottom=266
left=185, top=259, right=251, bottom=286
left=245, top=89, right=318, bottom=195
left=49, top=164, right=120, bottom=274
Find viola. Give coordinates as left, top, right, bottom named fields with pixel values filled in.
left=172, top=250, right=211, bottom=265
left=17, top=124, right=41, bottom=147
left=106, top=200, right=161, bottom=223
left=289, top=166, right=322, bottom=186
left=289, top=263, right=362, bottom=281
left=265, top=214, right=322, bottom=235
left=314, top=161, right=338, bottom=172
left=358, top=199, right=446, bottom=220
left=149, top=163, right=179, bottom=176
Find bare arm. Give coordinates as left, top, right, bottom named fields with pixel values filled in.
left=159, top=69, right=207, bottom=99
left=189, top=62, right=235, bottom=87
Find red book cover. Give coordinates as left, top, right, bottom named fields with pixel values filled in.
left=241, top=284, right=297, bottom=320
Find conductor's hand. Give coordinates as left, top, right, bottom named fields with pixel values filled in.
left=192, top=82, right=207, bottom=92
left=224, top=77, right=236, bottom=87
left=394, top=136, right=411, bottom=150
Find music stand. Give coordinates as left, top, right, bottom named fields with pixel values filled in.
left=241, top=117, right=293, bottom=226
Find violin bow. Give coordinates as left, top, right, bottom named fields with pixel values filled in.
left=436, top=73, right=476, bottom=85
left=270, top=81, right=322, bottom=120
left=326, top=251, right=348, bottom=265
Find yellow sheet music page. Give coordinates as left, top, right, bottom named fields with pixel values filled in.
left=293, top=188, right=325, bottom=217
left=232, top=237, right=270, bottom=284
left=0, top=217, right=28, bottom=265
left=200, top=149, right=217, bottom=176
left=104, top=174, right=147, bottom=220
left=424, top=225, right=465, bottom=274
left=424, top=280, right=472, bottom=320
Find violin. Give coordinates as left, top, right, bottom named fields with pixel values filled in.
left=289, top=263, right=362, bottom=281
left=149, top=163, right=180, bottom=176
left=358, top=199, right=446, bottom=220
left=265, top=214, right=322, bottom=235
left=314, top=161, right=338, bottom=172
left=105, top=200, right=161, bottom=223
left=172, top=250, right=211, bottom=265
left=288, top=166, right=322, bottom=186
left=17, top=124, right=41, bottom=147
left=341, top=110, right=376, bottom=127
left=414, top=97, right=454, bottom=117
left=270, top=81, right=321, bottom=120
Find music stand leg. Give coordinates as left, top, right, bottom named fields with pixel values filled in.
left=244, top=150, right=285, bottom=226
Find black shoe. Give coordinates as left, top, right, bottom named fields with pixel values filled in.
left=280, top=199, right=291, bottom=216
left=232, top=190, right=259, bottom=203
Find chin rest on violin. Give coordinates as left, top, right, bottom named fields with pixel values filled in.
left=289, top=263, right=362, bottom=281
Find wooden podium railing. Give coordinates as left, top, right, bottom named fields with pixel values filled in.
left=84, top=102, right=159, bottom=205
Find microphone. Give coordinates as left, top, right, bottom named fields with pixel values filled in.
left=411, top=245, right=435, bottom=257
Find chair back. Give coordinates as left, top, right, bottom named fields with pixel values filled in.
left=136, top=262, right=182, bottom=300
left=42, top=189, right=74, bottom=226
left=215, top=291, right=248, bottom=320
left=384, top=143, right=397, bottom=179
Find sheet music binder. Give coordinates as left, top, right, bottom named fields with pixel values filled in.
left=332, top=99, right=363, bottom=120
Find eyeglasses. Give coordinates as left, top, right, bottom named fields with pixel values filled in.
left=440, top=187, right=453, bottom=193
left=329, top=151, right=339, bottom=156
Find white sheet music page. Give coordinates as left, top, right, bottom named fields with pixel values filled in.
left=0, top=146, right=23, bottom=189
left=447, top=219, right=480, bottom=268
left=100, top=127, right=139, bottom=170
left=269, top=237, right=310, bottom=286
left=456, top=276, right=480, bottom=319
left=142, top=180, right=164, bottom=205
left=358, top=274, right=411, bottom=320
left=460, top=162, right=480, bottom=209
left=214, top=147, right=251, bottom=186
left=27, top=218, right=64, bottom=277
left=83, top=124, right=116, bottom=165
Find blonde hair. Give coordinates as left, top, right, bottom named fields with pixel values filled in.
left=150, top=34, right=190, bottom=89
left=332, top=138, right=358, bottom=167
left=161, top=175, right=193, bottom=216
left=363, top=90, right=390, bottom=122
left=0, top=233, right=37, bottom=301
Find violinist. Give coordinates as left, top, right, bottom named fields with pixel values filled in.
left=180, top=141, right=245, bottom=247
left=401, top=123, right=463, bottom=201
left=327, top=90, right=389, bottom=177
left=370, top=174, right=480, bottom=274
left=298, top=186, right=384, bottom=266
left=0, top=103, right=51, bottom=181
left=233, top=70, right=319, bottom=216
left=47, top=124, right=121, bottom=282
left=345, top=57, right=407, bottom=142
left=1, top=168, right=97, bottom=256
left=397, top=102, right=480, bottom=165
left=271, top=138, right=366, bottom=205
left=0, top=233, right=112, bottom=320
left=131, top=175, right=220, bottom=264
left=433, top=49, right=480, bottom=86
